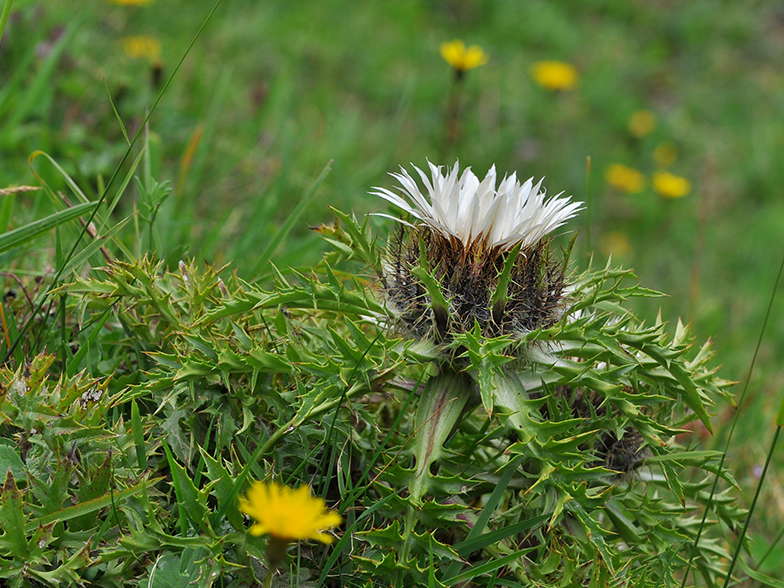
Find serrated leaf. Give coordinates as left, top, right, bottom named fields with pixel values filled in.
left=149, top=549, right=203, bottom=588
left=201, top=449, right=244, bottom=531
left=0, top=445, right=25, bottom=481
left=0, top=470, right=27, bottom=560
left=163, top=443, right=212, bottom=536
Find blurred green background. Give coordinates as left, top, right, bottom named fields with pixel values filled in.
left=3, top=0, right=784, bottom=551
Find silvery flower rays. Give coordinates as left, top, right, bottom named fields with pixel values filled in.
left=374, top=162, right=583, bottom=341
left=372, top=162, right=582, bottom=253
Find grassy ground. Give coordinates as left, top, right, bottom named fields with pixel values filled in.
left=3, top=0, right=784, bottom=580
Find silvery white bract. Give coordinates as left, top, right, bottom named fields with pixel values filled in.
left=372, top=161, right=583, bottom=251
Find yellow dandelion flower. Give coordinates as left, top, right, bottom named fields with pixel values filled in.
left=530, top=61, right=578, bottom=91
left=239, top=482, right=342, bottom=544
left=653, top=171, right=691, bottom=198
left=605, top=164, right=646, bottom=194
left=123, top=36, right=161, bottom=60
left=628, top=110, right=656, bottom=138
left=109, top=0, right=154, bottom=5
left=653, top=141, right=678, bottom=168
left=440, top=40, right=488, bottom=73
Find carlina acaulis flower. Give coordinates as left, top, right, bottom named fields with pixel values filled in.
left=239, top=481, right=342, bottom=570
left=372, top=162, right=582, bottom=341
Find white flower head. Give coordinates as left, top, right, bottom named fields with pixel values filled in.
left=372, top=161, right=582, bottom=251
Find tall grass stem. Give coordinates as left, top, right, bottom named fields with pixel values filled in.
left=679, top=246, right=784, bottom=587
left=722, top=425, right=781, bottom=587
left=585, top=155, right=592, bottom=265
left=0, top=0, right=12, bottom=45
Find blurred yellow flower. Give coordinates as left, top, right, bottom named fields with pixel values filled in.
left=653, top=171, right=691, bottom=198
left=109, top=0, right=154, bottom=5
left=628, top=110, right=656, bottom=138
left=530, top=61, right=578, bottom=91
left=653, top=141, right=678, bottom=168
left=239, top=481, right=342, bottom=544
left=605, top=164, right=646, bottom=194
left=123, top=36, right=161, bottom=60
left=440, top=40, right=488, bottom=72
left=599, top=231, right=631, bottom=257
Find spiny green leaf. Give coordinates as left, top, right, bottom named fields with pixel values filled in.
left=0, top=470, right=27, bottom=560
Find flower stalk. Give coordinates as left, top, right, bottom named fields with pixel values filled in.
left=439, top=40, right=488, bottom=157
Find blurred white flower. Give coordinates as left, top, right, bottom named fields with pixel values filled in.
left=372, top=162, right=581, bottom=252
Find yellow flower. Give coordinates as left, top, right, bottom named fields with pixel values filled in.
left=653, top=171, right=691, bottom=198
left=653, top=141, right=678, bottom=168
left=239, top=482, right=342, bottom=544
left=123, top=36, right=161, bottom=60
left=605, top=164, right=646, bottom=194
left=599, top=231, right=631, bottom=257
left=109, top=0, right=154, bottom=5
left=628, top=110, right=656, bottom=138
left=530, top=61, right=578, bottom=91
left=440, top=40, right=488, bottom=72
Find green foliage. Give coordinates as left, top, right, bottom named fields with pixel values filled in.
left=2, top=1, right=781, bottom=584
left=0, top=202, right=744, bottom=586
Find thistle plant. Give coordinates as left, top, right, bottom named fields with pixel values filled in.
left=353, top=160, right=737, bottom=585
left=0, top=159, right=741, bottom=587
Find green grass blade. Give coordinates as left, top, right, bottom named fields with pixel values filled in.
left=446, top=548, right=535, bottom=585
left=4, top=13, right=82, bottom=131
left=0, top=189, right=15, bottom=233
left=104, top=77, right=130, bottom=146
left=0, top=41, right=37, bottom=123
left=24, top=478, right=158, bottom=533
left=29, top=149, right=95, bottom=207
left=250, top=159, right=332, bottom=276
left=681, top=248, right=784, bottom=587
left=451, top=513, right=550, bottom=557
left=0, top=0, right=12, bottom=45
left=722, top=425, right=781, bottom=588
left=66, top=307, right=111, bottom=377
left=316, top=488, right=406, bottom=588
left=442, top=458, right=520, bottom=581
left=163, top=442, right=204, bottom=536
left=0, top=202, right=98, bottom=254
left=131, top=399, right=148, bottom=471
left=738, top=558, right=784, bottom=588
left=3, top=0, right=225, bottom=365
left=61, top=216, right=131, bottom=274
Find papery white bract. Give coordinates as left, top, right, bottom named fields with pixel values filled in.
left=372, top=162, right=582, bottom=251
